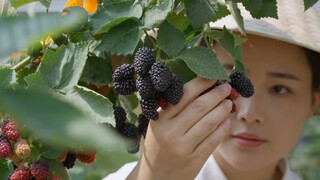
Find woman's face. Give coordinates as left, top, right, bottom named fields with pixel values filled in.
left=214, top=34, right=319, bottom=170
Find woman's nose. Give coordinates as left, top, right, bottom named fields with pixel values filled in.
left=236, top=94, right=265, bottom=124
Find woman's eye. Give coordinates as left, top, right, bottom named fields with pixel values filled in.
left=271, top=85, right=291, bottom=95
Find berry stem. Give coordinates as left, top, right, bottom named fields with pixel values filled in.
left=11, top=56, right=33, bottom=72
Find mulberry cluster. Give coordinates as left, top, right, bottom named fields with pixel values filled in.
left=30, top=161, right=50, bottom=180
left=112, top=47, right=184, bottom=120
left=1, top=118, right=20, bottom=142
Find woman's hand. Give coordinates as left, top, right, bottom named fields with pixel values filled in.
left=127, top=77, right=232, bottom=180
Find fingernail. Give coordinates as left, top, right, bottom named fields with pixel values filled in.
left=225, top=99, right=233, bottom=109
left=220, top=83, right=231, bottom=92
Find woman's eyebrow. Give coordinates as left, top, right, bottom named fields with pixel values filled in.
left=266, top=71, right=302, bottom=81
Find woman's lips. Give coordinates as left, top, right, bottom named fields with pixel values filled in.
left=232, top=133, right=267, bottom=148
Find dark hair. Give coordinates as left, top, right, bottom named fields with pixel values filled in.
left=304, top=48, right=320, bottom=91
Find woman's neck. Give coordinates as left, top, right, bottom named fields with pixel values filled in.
left=213, top=152, right=282, bottom=180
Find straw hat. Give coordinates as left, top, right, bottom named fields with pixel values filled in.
left=210, top=0, right=320, bottom=53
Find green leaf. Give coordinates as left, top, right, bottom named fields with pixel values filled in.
left=143, top=0, right=174, bottom=28
left=65, top=85, right=114, bottom=125
left=184, top=0, right=221, bottom=29
left=0, top=159, right=11, bottom=180
left=10, top=0, right=37, bottom=8
left=241, top=0, right=278, bottom=19
left=90, top=1, right=143, bottom=34
left=38, top=41, right=91, bottom=92
left=0, top=68, right=16, bottom=89
left=0, top=88, right=122, bottom=151
left=167, top=13, right=190, bottom=32
left=0, top=0, right=16, bottom=16
left=225, top=1, right=245, bottom=34
left=0, top=8, right=87, bottom=60
left=41, top=147, right=64, bottom=160
left=95, top=19, right=143, bottom=55
left=168, top=59, right=197, bottom=84
left=304, top=0, right=318, bottom=10
left=24, top=73, right=51, bottom=90
left=178, top=47, right=229, bottom=80
left=157, top=21, right=185, bottom=57
left=219, top=27, right=245, bottom=73
left=81, top=56, right=113, bottom=86
left=118, top=94, right=139, bottom=112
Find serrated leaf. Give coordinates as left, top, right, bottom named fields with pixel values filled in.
left=0, top=0, right=16, bottom=16
left=184, top=0, right=222, bottom=29
left=24, top=73, right=51, bottom=90
left=225, top=1, right=245, bottom=34
left=178, top=47, right=229, bottom=80
left=95, top=19, right=143, bottom=55
left=10, top=0, right=37, bottom=8
left=157, top=21, right=185, bottom=57
left=242, top=0, right=278, bottom=19
left=168, top=59, right=197, bottom=83
left=81, top=56, right=113, bottom=86
left=304, top=0, right=318, bottom=10
left=0, top=8, right=87, bottom=60
left=65, top=85, right=114, bottom=125
left=143, top=0, right=174, bottom=28
left=0, top=68, right=16, bottom=89
left=0, top=88, right=122, bottom=151
left=219, top=27, right=245, bottom=73
left=90, top=1, right=142, bottom=34
left=37, top=41, right=91, bottom=92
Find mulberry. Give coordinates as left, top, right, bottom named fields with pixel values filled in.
left=1, top=119, right=20, bottom=142
left=136, top=75, right=156, bottom=99
left=140, top=98, right=159, bottom=120
left=113, top=106, right=127, bottom=129
left=134, top=47, right=155, bottom=75
left=9, top=167, right=31, bottom=180
left=112, top=64, right=135, bottom=82
left=137, top=114, right=149, bottom=138
left=118, top=122, right=140, bottom=153
left=165, top=74, right=183, bottom=105
left=14, top=139, right=31, bottom=159
left=229, top=71, right=254, bottom=98
left=113, top=78, right=136, bottom=95
left=0, top=135, right=12, bottom=158
left=76, top=150, right=97, bottom=164
left=30, top=161, right=50, bottom=180
left=150, top=61, right=173, bottom=92
left=63, top=152, right=76, bottom=169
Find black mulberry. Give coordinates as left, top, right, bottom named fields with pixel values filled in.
left=165, top=74, right=183, bottom=105
left=229, top=71, right=254, bottom=98
left=140, top=98, right=159, bottom=120
left=112, top=64, right=135, bottom=82
left=63, top=152, right=76, bottom=169
left=113, top=78, right=136, bottom=95
left=134, top=47, right=155, bottom=75
left=150, top=61, right=173, bottom=92
left=113, top=106, right=127, bottom=129
left=118, top=122, right=140, bottom=153
left=137, top=114, right=150, bottom=138
left=136, top=75, right=156, bottom=99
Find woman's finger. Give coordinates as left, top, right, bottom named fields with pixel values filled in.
left=183, top=99, right=232, bottom=150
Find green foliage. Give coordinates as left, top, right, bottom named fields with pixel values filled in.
left=1, top=0, right=318, bottom=179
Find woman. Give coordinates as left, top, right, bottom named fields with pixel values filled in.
left=105, top=0, right=320, bottom=179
